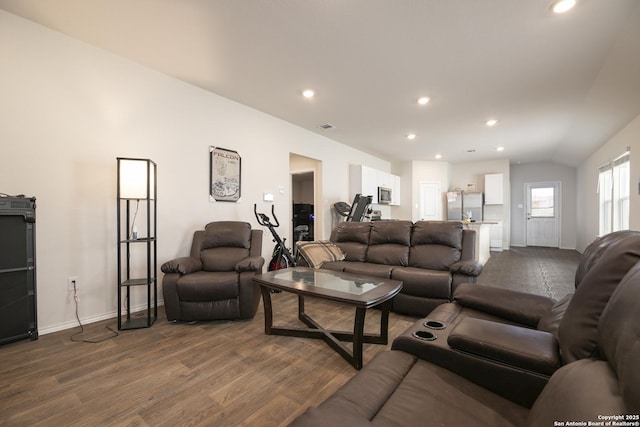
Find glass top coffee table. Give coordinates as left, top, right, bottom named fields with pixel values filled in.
left=253, top=267, right=403, bottom=369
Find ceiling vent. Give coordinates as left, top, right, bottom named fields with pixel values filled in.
left=317, top=123, right=335, bottom=130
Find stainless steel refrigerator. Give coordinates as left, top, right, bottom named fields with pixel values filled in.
left=446, top=191, right=462, bottom=220
left=462, top=192, right=483, bottom=222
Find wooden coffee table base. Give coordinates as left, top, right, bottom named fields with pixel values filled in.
left=259, top=287, right=392, bottom=370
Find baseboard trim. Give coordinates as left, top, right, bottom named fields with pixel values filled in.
left=39, top=301, right=165, bottom=336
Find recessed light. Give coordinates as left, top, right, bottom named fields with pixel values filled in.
left=417, top=97, right=430, bottom=105
left=302, top=89, right=315, bottom=98
left=550, top=0, right=576, bottom=14
left=435, top=154, right=442, bottom=159
left=486, top=119, right=498, bottom=127
left=497, top=146, right=505, bottom=152
left=407, top=133, right=417, bottom=140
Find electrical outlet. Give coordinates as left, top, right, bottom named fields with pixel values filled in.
left=67, top=276, right=79, bottom=291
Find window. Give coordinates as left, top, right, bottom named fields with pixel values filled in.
left=598, top=151, right=630, bottom=235
left=530, top=187, right=555, bottom=218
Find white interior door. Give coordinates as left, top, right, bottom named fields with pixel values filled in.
left=525, top=182, right=560, bottom=247
left=419, top=182, right=442, bottom=221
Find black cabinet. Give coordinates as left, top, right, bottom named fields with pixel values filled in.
left=0, top=196, right=37, bottom=345
left=116, top=158, right=157, bottom=330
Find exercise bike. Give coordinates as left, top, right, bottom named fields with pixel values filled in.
left=254, top=204, right=296, bottom=271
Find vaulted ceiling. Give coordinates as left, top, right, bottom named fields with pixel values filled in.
left=2, top=0, right=640, bottom=166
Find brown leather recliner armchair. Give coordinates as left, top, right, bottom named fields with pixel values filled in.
left=161, top=221, right=265, bottom=321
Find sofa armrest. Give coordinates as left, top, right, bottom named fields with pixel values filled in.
left=448, top=317, right=560, bottom=376
left=453, top=282, right=555, bottom=327
left=160, top=257, right=203, bottom=275
left=450, top=260, right=483, bottom=276
left=235, top=256, right=265, bottom=272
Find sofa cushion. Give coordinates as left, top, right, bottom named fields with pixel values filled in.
left=333, top=242, right=369, bottom=262
left=411, top=221, right=463, bottom=249
left=319, top=350, right=418, bottom=421
left=318, top=261, right=346, bottom=272
left=202, top=221, right=251, bottom=249
left=201, top=247, right=251, bottom=271
left=373, top=355, right=528, bottom=427
left=332, top=222, right=372, bottom=262
left=176, top=271, right=239, bottom=301
left=409, top=221, right=463, bottom=270
left=366, top=221, right=412, bottom=266
left=333, top=222, right=372, bottom=244
left=367, top=244, right=409, bottom=266
left=409, top=244, right=461, bottom=270
left=292, top=350, right=528, bottom=427
left=370, top=221, right=412, bottom=246
left=343, top=262, right=394, bottom=279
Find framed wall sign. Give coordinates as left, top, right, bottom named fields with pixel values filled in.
left=210, top=146, right=241, bottom=202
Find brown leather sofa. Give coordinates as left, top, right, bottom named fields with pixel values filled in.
left=392, top=230, right=640, bottom=407
left=161, top=221, right=264, bottom=321
left=289, top=259, right=640, bottom=426
left=317, top=220, right=481, bottom=316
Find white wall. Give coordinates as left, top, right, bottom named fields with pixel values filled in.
left=406, top=160, right=450, bottom=222
left=0, top=11, right=388, bottom=333
left=510, top=162, right=577, bottom=249
left=576, top=113, right=640, bottom=252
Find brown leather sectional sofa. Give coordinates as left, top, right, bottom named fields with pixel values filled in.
left=319, top=220, right=482, bottom=316
left=290, top=230, right=640, bottom=426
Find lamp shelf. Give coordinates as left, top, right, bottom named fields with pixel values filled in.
left=120, top=278, right=156, bottom=287
left=120, top=237, right=156, bottom=243
left=117, top=157, right=157, bottom=331
left=121, top=316, right=157, bottom=330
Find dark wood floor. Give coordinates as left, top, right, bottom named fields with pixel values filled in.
left=0, top=294, right=416, bottom=427
left=0, top=247, right=581, bottom=426
left=478, top=247, right=581, bottom=300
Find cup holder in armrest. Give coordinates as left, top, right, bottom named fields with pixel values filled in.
left=412, top=330, right=437, bottom=341
left=423, top=319, right=446, bottom=330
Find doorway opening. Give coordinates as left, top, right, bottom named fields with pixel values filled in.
left=525, top=181, right=561, bottom=248
left=290, top=154, right=322, bottom=251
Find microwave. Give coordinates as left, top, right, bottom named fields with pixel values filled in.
left=378, top=186, right=392, bottom=204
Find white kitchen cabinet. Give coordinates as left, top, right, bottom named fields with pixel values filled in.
left=484, top=173, right=504, bottom=205
left=349, top=165, right=401, bottom=205
left=350, top=165, right=379, bottom=203
left=489, top=221, right=503, bottom=251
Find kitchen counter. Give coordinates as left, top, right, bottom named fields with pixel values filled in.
left=462, top=222, right=497, bottom=265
